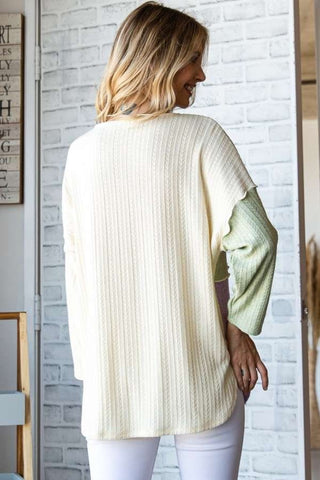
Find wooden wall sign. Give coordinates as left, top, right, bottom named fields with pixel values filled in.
left=0, top=14, right=24, bottom=204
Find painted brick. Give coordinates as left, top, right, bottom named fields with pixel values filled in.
left=61, top=365, right=80, bottom=382
left=272, top=208, right=294, bottom=229
left=277, top=232, right=294, bottom=252
left=275, top=364, right=297, bottom=384
left=43, top=29, right=79, bottom=50
left=245, top=388, right=274, bottom=406
left=275, top=254, right=295, bottom=273
left=43, top=404, right=62, bottom=423
left=248, top=145, right=291, bottom=164
left=247, top=103, right=290, bottom=123
left=268, top=0, right=289, bottom=15
left=65, top=447, right=88, bottom=465
left=223, top=1, right=265, bottom=21
left=225, top=85, right=268, bottom=104
left=270, top=38, right=290, bottom=57
left=43, top=244, right=60, bottom=263
left=44, top=447, right=63, bottom=463
left=44, top=304, right=67, bottom=322
left=42, top=14, right=59, bottom=32
left=277, top=434, right=298, bottom=454
left=43, top=365, right=61, bottom=382
left=194, top=85, right=223, bottom=106
left=205, top=63, right=244, bottom=84
left=42, top=52, right=59, bottom=69
left=44, top=265, right=65, bottom=282
left=44, top=343, right=73, bottom=363
left=81, top=24, right=117, bottom=45
left=187, top=6, right=221, bottom=25
left=252, top=454, right=297, bottom=474
left=270, top=162, right=293, bottom=183
left=43, top=0, right=78, bottom=12
left=40, top=1, right=302, bottom=478
left=43, top=286, right=62, bottom=302
left=43, top=108, right=78, bottom=127
left=79, top=105, right=97, bottom=123
left=43, top=323, right=60, bottom=342
left=100, top=2, right=137, bottom=24
left=222, top=41, right=268, bottom=63
left=210, top=23, right=243, bottom=43
left=45, top=467, right=81, bottom=480
left=60, top=9, right=97, bottom=28
left=43, top=69, right=79, bottom=89
left=43, top=147, right=72, bottom=166
left=272, top=299, right=294, bottom=316
left=246, top=18, right=288, bottom=39
left=201, top=105, right=244, bottom=124
left=44, top=385, right=82, bottom=403
left=43, top=167, right=60, bottom=184
left=246, top=62, right=290, bottom=82
left=275, top=341, right=298, bottom=362
left=61, top=324, right=71, bottom=341
left=80, top=65, right=106, bottom=83
left=272, top=276, right=295, bottom=294
left=269, top=124, right=292, bottom=141
left=249, top=168, right=269, bottom=186
left=60, top=47, right=99, bottom=67
left=243, top=432, right=274, bottom=451
left=61, top=86, right=98, bottom=104
left=63, top=405, right=82, bottom=423
left=252, top=410, right=297, bottom=430
left=276, top=387, right=298, bottom=407
left=259, top=188, right=292, bottom=208
left=43, top=129, right=61, bottom=145
left=271, top=80, right=291, bottom=99
left=42, top=90, right=60, bottom=109
left=43, top=185, right=63, bottom=202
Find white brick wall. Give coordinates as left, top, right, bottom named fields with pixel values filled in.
left=41, top=0, right=302, bottom=478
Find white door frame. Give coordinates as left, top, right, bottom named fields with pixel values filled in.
left=24, top=0, right=41, bottom=478
left=293, top=0, right=311, bottom=478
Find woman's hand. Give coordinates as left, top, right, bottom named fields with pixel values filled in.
left=226, top=322, right=269, bottom=396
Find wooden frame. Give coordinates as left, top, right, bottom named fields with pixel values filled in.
left=0, top=14, right=25, bottom=204
left=0, top=312, right=33, bottom=480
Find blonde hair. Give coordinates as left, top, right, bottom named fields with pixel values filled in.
left=95, top=1, right=209, bottom=124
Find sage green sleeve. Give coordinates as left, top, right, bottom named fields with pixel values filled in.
left=221, top=187, right=278, bottom=336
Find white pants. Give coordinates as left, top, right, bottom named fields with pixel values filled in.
left=86, top=387, right=244, bottom=480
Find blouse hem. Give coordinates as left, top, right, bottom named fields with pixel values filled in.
left=83, top=386, right=240, bottom=441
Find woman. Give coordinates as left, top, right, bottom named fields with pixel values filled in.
left=62, top=2, right=278, bottom=479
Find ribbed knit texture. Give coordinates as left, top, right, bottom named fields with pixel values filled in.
left=61, top=112, right=276, bottom=440
left=222, top=187, right=278, bottom=336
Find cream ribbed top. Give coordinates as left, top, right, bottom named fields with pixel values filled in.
left=62, top=112, right=277, bottom=440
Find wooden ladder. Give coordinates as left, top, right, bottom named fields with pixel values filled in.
left=0, top=312, right=33, bottom=480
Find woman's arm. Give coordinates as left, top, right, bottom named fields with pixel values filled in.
left=61, top=166, right=84, bottom=381
left=215, top=187, right=276, bottom=396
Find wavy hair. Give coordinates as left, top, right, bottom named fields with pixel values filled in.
left=95, top=1, right=209, bottom=123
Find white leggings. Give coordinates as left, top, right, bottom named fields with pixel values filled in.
left=86, top=387, right=244, bottom=480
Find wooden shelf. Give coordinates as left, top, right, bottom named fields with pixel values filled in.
left=0, top=313, right=33, bottom=480
left=0, top=475, right=24, bottom=479
left=0, top=392, right=25, bottom=426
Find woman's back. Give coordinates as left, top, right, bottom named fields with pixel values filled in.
left=62, top=112, right=264, bottom=441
